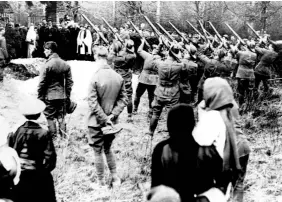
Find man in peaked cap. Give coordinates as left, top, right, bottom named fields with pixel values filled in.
left=7, top=97, right=57, bottom=202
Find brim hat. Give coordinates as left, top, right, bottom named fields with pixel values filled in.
left=101, top=125, right=122, bottom=135
left=126, top=39, right=135, bottom=53
left=169, top=43, right=182, bottom=61
left=19, top=97, right=46, bottom=116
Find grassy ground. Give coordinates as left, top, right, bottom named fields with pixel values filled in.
left=1, top=59, right=282, bottom=202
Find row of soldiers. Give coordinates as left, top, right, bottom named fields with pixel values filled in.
left=103, top=22, right=281, bottom=132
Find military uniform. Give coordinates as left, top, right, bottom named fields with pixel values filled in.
left=149, top=58, right=184, bottom=135
left=196, top=53, right=230, bottom=103
left=235, top=50, right=257, bottom=105
left=112, top=49, right=136, bottom=116
left=37, top=53, right=73, bottom=137
left=181, top=59, right=198, bottom=103
left=254, top=47, right=278, bottom=93
left=134, top=49, right=161, bottom=116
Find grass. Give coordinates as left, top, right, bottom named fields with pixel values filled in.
left=2, top=59, right=282, bottom=201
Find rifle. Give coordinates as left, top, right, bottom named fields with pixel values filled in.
left=225, top=23, right=245, bottom=45
left=186, top=20, right=204, bottom=39
left=208, top=21, right=223, bottom=42
left=80, top=13, right=109, bottom=45
left=101, top=17, right=123, bottom=44
left=198, top=20, right=209, bottom=42
left=143, top=15, right=170, bottom=48
left=129, top=20, right=151, bottom=49
left=168, top=21, right=190, bottom=44
left=156, top=23, right=174, bottom=42
left=246, top=23, right=261, bottom=39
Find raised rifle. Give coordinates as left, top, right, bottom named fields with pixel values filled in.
left=186, top=20, right=205, bottom=39
left=225, top=22, right=245, bottom=45
left=101, top=17, right=124, bottom=44
left=129, top=20, right=151, bottom=49
left=80, top=13, right=109, bottom=45
left=143, top=15, right=170, bottom=48
left=246, top=23, right=261, bottom=39
left=208, top=21, right=223, bottom=42
left=156, top=23, right=174, bottom=42
left=198, top=20, right=209, bottom=42
left=168, top=21, right=190, bottom=44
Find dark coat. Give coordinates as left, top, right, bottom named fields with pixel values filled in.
left=255, top=47, right=278, bottom=77
left=87, top=62, right=128, bottom=127
left=151, top=138, right=230, bottom=202
left=7, top=121, right=57, bottom=202
left=113, top=50, right=136, bottom=82
left=38, top=53, right=73, bottom=101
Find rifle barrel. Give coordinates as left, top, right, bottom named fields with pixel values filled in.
left=101, top=17, right=123, bottom=44
left=80, top=13, right=109, bottom=45
left=208, top=21, right=223, bottom=42
left=156, top=23, right=174, bottom=42
left=225, top=23, right=245, bottom=45
left=186, top=20, right=204, bottom=39
left=129, top=21, right=151, bottom=49
left=246, top=23, right=261, bottom=39
left=168, top=21, right=190, bottom=44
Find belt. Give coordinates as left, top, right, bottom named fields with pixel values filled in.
left=159, top=80, right=178, bottom=87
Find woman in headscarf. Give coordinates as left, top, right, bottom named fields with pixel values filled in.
left=192, top=77, right=242, bottom=201
left=26, top=24, right=37, bottom=58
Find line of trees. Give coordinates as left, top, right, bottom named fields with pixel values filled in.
left=4, top=1, right=282, bottom=40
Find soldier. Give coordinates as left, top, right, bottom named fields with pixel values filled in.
left=37, top=41, right=74, bottom=138
left=146, top=44, right=185, bottom=137
left=87, top=46, right=128, bottom=188
left=196, top=45, right=230, bottom=104
left=133, top=38, right=161, bottom=118
left=254, top=42, right=278, bottom=94
left=111, top=40, right=136, bottom=122
left=180, top=48, right=198, bottom=103
left=233, top=43, right=257, bottom=106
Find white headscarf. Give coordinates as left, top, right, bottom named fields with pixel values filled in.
left=26, top=25, right=37, bottom=43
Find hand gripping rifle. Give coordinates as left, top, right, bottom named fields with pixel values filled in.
left=129, top=20, right=151, bottom=49
left=186, top=20, right=205, bottom=39
left=208, top=21, right=223, bottom=42
left=156, top=23, right=174, bottom=42
left=225, top=22, right=245, bottom=45
left=101, top=17, right=124, bottom=44
left=143, top=15, right=170, bottom=49
left=168, top=21, right=190, bottom=44
left=80, top=13, right=109, bottom=45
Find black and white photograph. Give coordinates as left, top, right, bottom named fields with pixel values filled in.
left=0, top=1, right=282, bottom=202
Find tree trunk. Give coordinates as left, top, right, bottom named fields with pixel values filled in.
left=156, top=1, right=161, bottom=24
